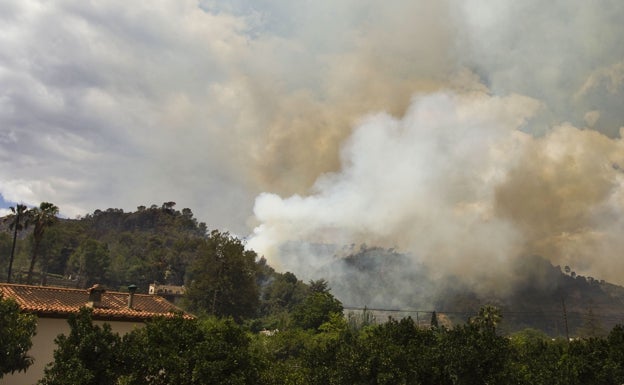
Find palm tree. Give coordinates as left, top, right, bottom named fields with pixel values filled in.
left=25, top=202, right=59, bottom=285
left=6, top=204, right=28, bottom=283
left=473, top=305, right=503, bottom=334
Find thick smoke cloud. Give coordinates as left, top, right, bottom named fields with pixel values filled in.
left=1, top=1, right=624, bottom=294
left=250, top=90, right=624, bottom=293
left=455, top=0, right=624, bottom=136
left=1, top=0, right=458, bottom=231
left=248, top=0, right=624, bottom=294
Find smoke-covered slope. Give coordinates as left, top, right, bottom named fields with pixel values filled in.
left=309, top=246, right=624, bottom=335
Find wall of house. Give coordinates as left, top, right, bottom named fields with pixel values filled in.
left=0, top=317, right=144, bottom=385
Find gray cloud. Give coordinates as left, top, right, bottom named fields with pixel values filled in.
left=1, top=0, right=256, bottom=229
left=455, top=0, right=624, bottom=135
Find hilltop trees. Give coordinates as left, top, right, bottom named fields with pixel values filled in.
left=2, top=202, right=60, bottom=284
left=84, top=204, right=207, bottom=288
left=185, top=230, right=260, bottom=321
left=67, top=239, right=111, bottom=289
left=2, top=202, right=213, bottom=288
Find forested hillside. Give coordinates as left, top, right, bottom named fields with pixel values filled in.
left=2, top=203, right=208, bottom=290
left=326, top=248, right=624, bottom=336
left=0, top=202, right=334, bottom=327
left=2, top=202, right=624, bottom=335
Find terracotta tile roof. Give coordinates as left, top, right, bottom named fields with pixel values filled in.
left=0, top=283, right=193, bottom=321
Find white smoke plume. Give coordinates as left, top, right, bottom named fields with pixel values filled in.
left=246, top=0, right=624, bottom=300
left=249, top=89, right=624, bottom=297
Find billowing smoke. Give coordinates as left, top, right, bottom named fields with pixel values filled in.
left=246, top=0, right=624, bottom=304
left=249, top=89, right=624, bottom=302
left=1, top=1, right=624, bottom=303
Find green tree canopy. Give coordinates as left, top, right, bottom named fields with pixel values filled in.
left=67, top=239, right=111, bottom=288
left=39, top=308, right=123, bottom=385
left=0, top=294, right=37, bottom=378
left=472, top=304, right=503, bottom=335
left=291, top=288, right=343, bottom=331
left=260, top=271, right=308, bottom=317
left=185, top=230, right=259, bottom=321
left=122, top=315, right=258, bottom=385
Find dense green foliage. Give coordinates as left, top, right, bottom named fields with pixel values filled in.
left=1, top=202, right=337, bottom=324
left=2, top=203, right=209, bottom=290
left=185, top=230, right=259, bottom=321
left=39, top=308, right=123, bottom=385
left=5, top=202, right=624, bottom=384
left=40, top=309, right=259, bottom=385
left=1, top=204, right=265, bottom=319
left=120, top=314, right=258, bottom=385
left=67, top=239, right=111, bottom=288
left=291, top=280, right=343, bottom=331
left=38, top=305, right=624, bottom=385
left=0, top=293, right=37, bottom=378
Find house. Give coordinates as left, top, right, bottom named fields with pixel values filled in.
left=148, top=282, right=186, bottom=305
left=0, top=283, right=191, bottom=385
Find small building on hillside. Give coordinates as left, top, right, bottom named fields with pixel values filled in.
left=0, top=283, right=192, bottom=385
left=149, top=282, right=186, bottom=305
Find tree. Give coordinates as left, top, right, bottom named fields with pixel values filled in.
left=120, top=314, right=205, bottom=385
left=507, top=328, right=564, bottom=385
left=0, top=233, right=11, bottom=280
left=67, top=239, right=111, bottom=288
left=608, top=324, right=624, bottom=383
left=260, top=271, right=308, bottom=317
left=26, top=202, right=59, bottom=284
left=472, top=304, right=503, bottom=335
left=185, top=230, right=259, bottom=321
left=291, top=289, right=343, bottom=331
left=122, top=315, right=258, bottom=385
left=308, top=279, right=330, bottom=293
left=430, top=311, right=439, bottom=329
left=39, top=308, right=123, bottom=385
left=5, top=204, right=28, bottom=283
left=39, top=224, right=81, bottom=281
left=0, top=293, right=37, bottom=378
left=440, top=322, right=511, bottom=384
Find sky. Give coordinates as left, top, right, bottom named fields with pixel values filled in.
left=2, top=1, right=624, bottom=289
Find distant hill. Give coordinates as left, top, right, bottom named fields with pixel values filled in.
left=321, top=248, right=624, bottom=336
left=2, top=203, right=624, bottom=335
left=0, top=203, right=209, bottom=291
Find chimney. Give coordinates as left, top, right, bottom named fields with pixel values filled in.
left=87, top=284, right=106, bottom=308
left=127, top=284, right=137, bottom=309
